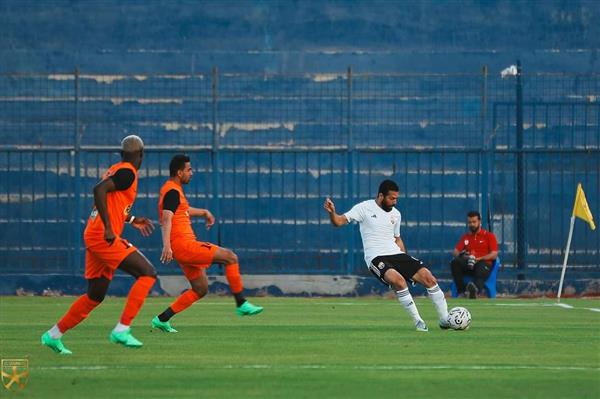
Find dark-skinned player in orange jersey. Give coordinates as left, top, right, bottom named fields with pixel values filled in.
left=42, top=135, right=157, bottom=354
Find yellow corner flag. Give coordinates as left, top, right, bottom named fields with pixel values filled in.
left=573, top=183, right=595, bottom=230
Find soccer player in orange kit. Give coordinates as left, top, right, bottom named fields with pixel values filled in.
left=41, top=135, right=157, bottom=354
left=151, top=154, right=262, bottom=333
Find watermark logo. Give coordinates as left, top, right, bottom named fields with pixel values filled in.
left=1, top=359, right=29, bottom=391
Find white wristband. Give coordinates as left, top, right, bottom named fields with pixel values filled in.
left=128, top=215, right=135, bottom=224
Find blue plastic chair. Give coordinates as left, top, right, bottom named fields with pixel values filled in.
left=451, top=258, right=500, bottom=299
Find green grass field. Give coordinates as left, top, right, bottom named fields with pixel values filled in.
left=1, top=296, right=599, bottom=398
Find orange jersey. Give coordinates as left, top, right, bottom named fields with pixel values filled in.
left=84, top=162, right=138, bottom=241
left=158, top=180, right=196, bottom=241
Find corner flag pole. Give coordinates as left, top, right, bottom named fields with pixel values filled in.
left=557, top=183, right=596, bottom=303
left=557, top=216, right=576, bottom=303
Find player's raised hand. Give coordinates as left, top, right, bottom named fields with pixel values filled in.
left=131, top=216, right=155, bottom=237
left=160, top=245, right=173, bottom=264
left=204, top=210, right=215, bottom=230
left=324, top=197, right=336, bottom=214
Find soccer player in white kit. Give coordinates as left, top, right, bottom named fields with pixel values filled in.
left=324, top=179, right=450, bottom=331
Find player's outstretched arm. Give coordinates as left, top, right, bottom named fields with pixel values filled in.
left=188, top=207, right=215, bottom=230
left=160, top=210, right=174, bottom=263
left=324, top=198, right=348, bottom=227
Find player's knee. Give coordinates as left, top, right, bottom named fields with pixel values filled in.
left=191, top=281, right=208, bottom=297
left=87, top=291, right=106, bottom=303
left=141, top=264, right=158, bottom=278
left=422, top=270, right=437, bottom=287
left=387, top=272, right=407, bottom=290
left=392, top=279, right=408, bottom=290
left=225, top=249, right=238, bottom=265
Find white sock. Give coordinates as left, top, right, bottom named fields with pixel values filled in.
left=113, top=322, right=130, bottom=333
left=427, top=284, right=449, bottom=321
left=395, top=288, right=423, bottom=324
left=48, top=324, right=63, bottom=339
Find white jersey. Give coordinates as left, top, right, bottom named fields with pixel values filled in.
left=344, top=199, right=403, bottom=267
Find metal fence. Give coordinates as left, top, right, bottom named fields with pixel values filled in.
left=0, top=68, right=598, bottom=280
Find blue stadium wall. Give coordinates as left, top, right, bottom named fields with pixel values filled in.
left=0, top=0, right=598, bottom=296
left=1, top=0, right=599, bottom=74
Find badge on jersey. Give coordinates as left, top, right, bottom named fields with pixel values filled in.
left=1, top=358, right=29, bottom=392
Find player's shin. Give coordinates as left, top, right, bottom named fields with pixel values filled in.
left=167, top=289, right=201, bottom=318
left=225, top=263, right=246, bottom=306
left=395, top=288, right=423, bottom=324
left=116, top=275, right=155, bottom=331
left=55, top=294, right=101, bottom=335
left=225, top=263, right=263, bottom=316
left=426, top=284, right=449, bottom=321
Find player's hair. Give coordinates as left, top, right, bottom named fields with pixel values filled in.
left=378, top=179, right=399, bottom=196
left=467, top=210, right=481, bottom=219
left=169, top=154, right=191, bottom=176
left=121, top=135, right=144, bottom=153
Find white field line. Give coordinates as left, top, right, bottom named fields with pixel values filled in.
left=489, top=302, right=600, bottom=313
left=555, top=303, right=575, bottom=309
left=31, top=364, right=600, bottom=372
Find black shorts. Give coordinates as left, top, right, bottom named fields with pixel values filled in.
left=369, top=253, right=426, bottom=287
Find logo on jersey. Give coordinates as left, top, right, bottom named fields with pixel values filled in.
left=464, top=239, right=469, bottom=246
left=371, top=214, right=377, bottom=218
left=124, top=204, right=132, bottom=215
left=89, top=208, right=98, bottom=219
left=391, top=216, right=399, bottom=224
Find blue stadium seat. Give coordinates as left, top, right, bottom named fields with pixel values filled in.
left=450, top=258, right=500, bottom=299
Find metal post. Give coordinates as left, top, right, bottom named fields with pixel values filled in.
left=480, top=65, right=491, bottom=230
left=346, top=66, right=355, bottom=274
left=516, top=60, right=526, bottom=278
left=557, top=216, right=576, bottom=302
left=211, top=67, right=221, bottom=246
left=73, top=68, right=82, bottom=274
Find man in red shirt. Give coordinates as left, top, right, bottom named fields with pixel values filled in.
left=451, top=211, right=498, bottom=299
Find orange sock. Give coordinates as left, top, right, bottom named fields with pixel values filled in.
left=57, top=294, right=101, bottom=333
left=119, top=276, right=155, bottom=325
left=170, top=289, right=201, bottom=313
left=225, top=263, right=243, bottom=294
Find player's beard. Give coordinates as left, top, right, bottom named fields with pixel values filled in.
left=381, top=203, right=393, bottom=212
left=469, top=224, right=480, bottom=233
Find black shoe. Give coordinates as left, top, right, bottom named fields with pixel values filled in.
left=466, top=282, right=478, bottom=299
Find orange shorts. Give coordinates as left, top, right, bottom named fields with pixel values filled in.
left=84, top=236, right=138, bottom=280
left=172, top=239, right=219, bottom=281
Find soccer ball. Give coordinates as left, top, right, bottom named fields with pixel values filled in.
left=447, top=306, right=471, bottom=330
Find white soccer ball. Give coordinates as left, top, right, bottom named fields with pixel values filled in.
left=448, top=306, right=471, bottom=330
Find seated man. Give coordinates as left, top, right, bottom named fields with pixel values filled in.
left=450, top=211, right=498, bottom=299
